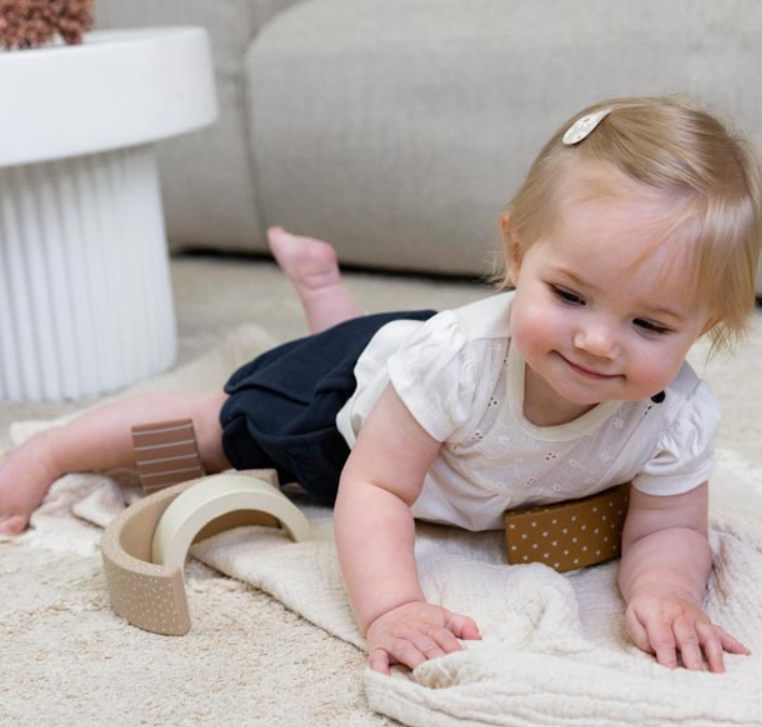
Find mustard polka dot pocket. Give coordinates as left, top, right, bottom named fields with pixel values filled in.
left=504, top=484, right=630, bottom=572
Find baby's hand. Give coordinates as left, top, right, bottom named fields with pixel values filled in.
left=625, top=584, right=750, bottom=672
left=366, top=601, right=481, bottom=674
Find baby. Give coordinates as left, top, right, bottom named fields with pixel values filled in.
left=1, top=96, right=760, bottom=676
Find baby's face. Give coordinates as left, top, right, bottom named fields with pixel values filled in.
left=509, top=167, right=713, bottom=419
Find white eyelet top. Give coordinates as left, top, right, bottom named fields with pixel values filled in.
left=336, top=292, right=720, bottom=531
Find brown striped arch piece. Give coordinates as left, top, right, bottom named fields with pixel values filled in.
left=131, top=419, right=206, bottom=492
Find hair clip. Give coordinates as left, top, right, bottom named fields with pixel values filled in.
left=562, top=108, right=613, bottom=146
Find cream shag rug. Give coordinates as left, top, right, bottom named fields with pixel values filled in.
left=3, top=318, right=762, bottom=727
left=2, top=258, right=762, bottom=727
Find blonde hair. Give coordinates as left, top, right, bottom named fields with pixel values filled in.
left=499, top=96, right=762, bottom=355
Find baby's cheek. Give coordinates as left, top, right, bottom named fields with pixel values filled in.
left=627, top=350, right=680, bottom=398
left=509, top=307, right=535, bottom=353
left=512, top=311, right=556, bottom=363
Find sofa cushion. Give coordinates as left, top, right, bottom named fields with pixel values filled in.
left=247, top=0, right=762, bottom=285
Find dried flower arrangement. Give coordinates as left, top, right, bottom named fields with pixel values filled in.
left=0, top=0, right=94, bottom=50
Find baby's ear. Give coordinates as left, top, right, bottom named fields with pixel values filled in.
left=499, top=212, right=511, bottom=237
left=500, top=213, right=523, bottom=285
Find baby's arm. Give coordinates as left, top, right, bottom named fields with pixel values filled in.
left=334, top=384, right=481, bottom=674
left=617, top=484, right=749, bottom=672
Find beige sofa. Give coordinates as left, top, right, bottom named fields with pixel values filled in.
left=97, top=0, right=762, bottom=291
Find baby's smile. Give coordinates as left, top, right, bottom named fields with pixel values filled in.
left=555, top=352, right=621, bottom=381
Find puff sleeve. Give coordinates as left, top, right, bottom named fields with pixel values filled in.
left=632, top=381, right=720, bottom=496
left=387, top=310, right=480, bottom=442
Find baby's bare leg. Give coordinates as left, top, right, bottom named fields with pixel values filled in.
left=267, top=226, right=363, bottom=333
left=0, top=391, right=229, bottom=535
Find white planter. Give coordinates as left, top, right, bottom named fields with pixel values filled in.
left=0, top=28, right=218, bottom=401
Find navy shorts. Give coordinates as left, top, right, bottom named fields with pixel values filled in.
left=220, top=310, right=436, bottom=504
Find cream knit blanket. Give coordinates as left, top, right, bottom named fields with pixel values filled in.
left=8, top=325, right=762, bottom=727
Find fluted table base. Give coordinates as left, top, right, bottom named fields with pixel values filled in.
left=0, top=145, right=176, bottom=401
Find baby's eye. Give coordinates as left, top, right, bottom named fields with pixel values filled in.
left=551, top=285, right=584, bottom=305
left=634, top=318, right=671, bottom=335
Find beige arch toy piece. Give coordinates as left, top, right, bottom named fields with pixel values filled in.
left=151, top=472, right=314, bottom=569
left=101, top=469, right=314, bottom=636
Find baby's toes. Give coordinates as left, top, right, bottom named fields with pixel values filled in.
left=0, top=514, right=28, bottom=536
left=266, top=225, right=292, bottom=249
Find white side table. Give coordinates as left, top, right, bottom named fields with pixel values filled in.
left=0, top=28, right=217, bottom=401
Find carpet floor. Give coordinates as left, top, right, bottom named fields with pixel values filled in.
left=1, top=253, right=760, bottom=726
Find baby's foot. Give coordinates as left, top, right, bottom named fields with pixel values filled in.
left=267, top=226, right=343, bottom=294
left=0, top=432, right=60, bottom=535
left=267, top=226, right=363, bottom=333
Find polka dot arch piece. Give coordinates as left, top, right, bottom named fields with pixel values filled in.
left=504, top=484, right=630, bottom=572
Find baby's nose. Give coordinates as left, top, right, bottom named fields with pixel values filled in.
left=573, top=323, right=619, bottom=359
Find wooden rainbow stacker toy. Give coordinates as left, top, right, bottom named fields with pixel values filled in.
left=101, top=420, right=314, bottom=636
